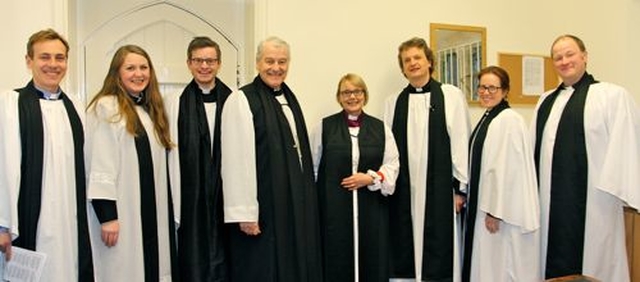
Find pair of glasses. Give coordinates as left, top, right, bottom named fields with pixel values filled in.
left=190, top=57, right=219, bottom=66
left=477, top=85, right=502, bottom=94
left=340, top=89, right=365, bottom=97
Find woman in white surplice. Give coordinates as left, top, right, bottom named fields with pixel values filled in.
left=85, top=45, right=176, bottom=282
left=461, top=66, right=540, bottom=282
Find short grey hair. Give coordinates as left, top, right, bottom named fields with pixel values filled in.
left=256, top=36, right=290, bottom=62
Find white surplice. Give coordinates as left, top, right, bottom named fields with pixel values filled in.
left=220, top=90, right=301, bottom=223
left=0, top=90, right=85, bottom=281
left=164, top=90, right=217, bottom=227
left=86, top=96, right=172, bottom=282
left=383, top=84, right=471, bottom=282
left=469, top=108, right=540, bottom=282
left=532, top=82, right=640, bottom=282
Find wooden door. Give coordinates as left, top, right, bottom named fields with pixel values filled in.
left=625, top=207, right=640, bottom=281
left=75, top=1, right=247, bottom=102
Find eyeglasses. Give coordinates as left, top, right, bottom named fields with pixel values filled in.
left=339, top=89, right=365, bottom=97
left=477, top=85, right=502, bottom=94
left=190, top=57, right=219, bottom=66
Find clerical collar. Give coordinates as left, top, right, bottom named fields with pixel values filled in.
left=200, top=83, right=217, bottom=103
left=344, top=111, right=363, bottom=127
left=199, top=81, right=215, bottom=94
left=34, top=85, right=62, bottom=100
left=407, top=80, right=432, bottom=94
left=560, top=72, right=591, bottom=91
left=128, top=92, right=144, bottom=105
left=272, top=87, right=284, bottom=97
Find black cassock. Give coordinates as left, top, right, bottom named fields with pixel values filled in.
left=316, top=111, right=389, bottom=282
left=226, top=76, right=323, bottom=282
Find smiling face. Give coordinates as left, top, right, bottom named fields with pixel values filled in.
left=338, top=80, right=367, bottom=116
left=26, top=39, right=68, bottom=93
left=551, top=37, right=588, bottom=86
left=477, top=73, right=506, bottom=110
left=188, top=46, right=220, bottom=89
left=119, top=53, right=150, bottom=94
left=400, top=46, right=432, bottom=86
left=256, top=41, right=289, bottom=89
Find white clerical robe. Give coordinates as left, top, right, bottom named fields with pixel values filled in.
left=0, top=90, right=85, bottom=281
left=164, top=92, right=218, bottom=227
left=469, top=108, right=540, bottom=282
left=220, top=90, right=301, bottom=223
left=86, top=96, right=172, bottom=282
left=532, top=82, right=640, bottom=282
left=383, top=84, right=470, bottom=282
left=164, top=90, right=218, bottom=227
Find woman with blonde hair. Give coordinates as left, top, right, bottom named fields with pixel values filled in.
left=85, top=44, right=177, bottom=282
left=311, top=73, right=399, bottom=282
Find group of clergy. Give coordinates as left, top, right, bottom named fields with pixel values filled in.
left=1, top=28, right=640, bottom=282
left=295, top=34, right=640, bottom=282
left=0, top=30, right=234, bottom=282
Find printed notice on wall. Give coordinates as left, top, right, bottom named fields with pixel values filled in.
left=2, top=247, right=47, bottom=282
left=522, top=56, right=544, bottom=96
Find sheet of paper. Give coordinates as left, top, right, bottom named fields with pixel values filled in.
left=522, top=56, right=545, bottom=95
left=0, top=253, right=5, bottom=282
left=2, top=247, right=47, bottom=282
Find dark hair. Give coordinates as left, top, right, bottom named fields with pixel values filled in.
left=397, top=37, right=435, bottom=74
left=187, top=36, right=221, bottom=61
left=477, top=65, right=510, bottom=93
left=27, top=29, right=69, bottom=58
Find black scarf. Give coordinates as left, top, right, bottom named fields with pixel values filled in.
left=534, top=73, right=596, bottom=279
left=176, top=78, right=231, bottom=281
left=228, top=76, right=322, bottom=282
left=461, top=100, right=510, bottom=282
left=389, top=79, right=455, bottom=279
left=131, top=103, right=179, bottom=281
left=15, top=80, right=94, bottom=281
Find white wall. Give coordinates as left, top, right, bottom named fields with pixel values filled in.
left=259, top=0, right=640, bottom=125
left=2, top=0, right=639, bottom=126
left=0, top=0, right=68, bottom=92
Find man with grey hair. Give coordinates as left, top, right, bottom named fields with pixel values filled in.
left=221, top=36, right=322, bottom=282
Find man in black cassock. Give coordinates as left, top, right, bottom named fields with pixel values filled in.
left=533, top=34, right=640, bottom=282
left=0, top=29, right=93, bottom=281
left=220, top=36, right=323, bottom=282
left=166, top=36, right=233, bottom=281
left=383, top=37, right=470, bottom=282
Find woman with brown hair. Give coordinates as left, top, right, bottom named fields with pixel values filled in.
left=85, top=44, right=177, bottom=282
left=461, top=66, right=540, bottom=282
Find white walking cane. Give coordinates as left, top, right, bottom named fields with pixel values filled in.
left=352, top=169, right=359, bottom=282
